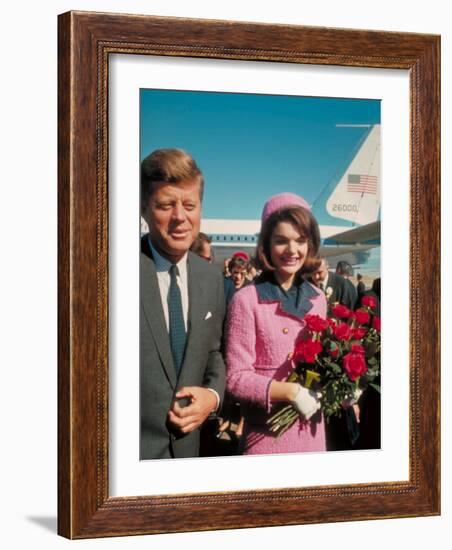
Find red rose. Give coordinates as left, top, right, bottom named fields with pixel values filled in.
left=343, top=351, right=368, bottom=381
left=351, top=327, right=367, bottom=340
left=304, top=314, right=329, bottom=333
left=333, top=322, right=352, bottom=341
left=354, top=309, right=370, bottom=325
left=331, top=304, right=353, bottom=319
left=350, top=343, right=365, bottom=355
left=361, top=295, right=377, bottom=310
left=372, top=316, right=381, bottom=331
left=294, top=339, right=323, bottom=364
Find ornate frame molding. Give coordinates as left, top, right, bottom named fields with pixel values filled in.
left=58, top=11, right=440, bottom=538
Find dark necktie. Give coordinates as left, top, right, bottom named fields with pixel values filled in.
left=168, top=264, right=187, bottom=375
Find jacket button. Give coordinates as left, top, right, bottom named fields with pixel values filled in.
left=282, top=328, right=289, bottom=334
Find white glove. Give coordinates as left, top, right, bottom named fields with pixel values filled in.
left=291, top=385, right=322, bottom=420
left=342, top=388, right=363, bottom=408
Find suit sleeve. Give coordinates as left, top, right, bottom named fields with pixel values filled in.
left=201, top=271, right=226, bottom=407
left=344, top=280, right=358, bottom=310
left=225, top=288, right=273, bottom=411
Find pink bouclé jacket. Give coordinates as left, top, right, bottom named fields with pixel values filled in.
left=225, top=278, right=327, bottom=455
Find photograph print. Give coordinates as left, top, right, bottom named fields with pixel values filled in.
left=139, top=89, right=381, bottom=460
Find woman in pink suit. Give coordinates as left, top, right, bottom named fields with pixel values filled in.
left=225, top=193, right=327, bottom=455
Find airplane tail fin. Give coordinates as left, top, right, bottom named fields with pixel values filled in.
left=312, top=124, right=380, bottom=228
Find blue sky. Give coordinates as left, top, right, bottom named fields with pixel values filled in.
left=140, top=89, right=380, bottom=221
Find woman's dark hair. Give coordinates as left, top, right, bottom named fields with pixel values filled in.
left=255, top=206, right=321, bottom=281
left=229, top=255, right=250, bottom=273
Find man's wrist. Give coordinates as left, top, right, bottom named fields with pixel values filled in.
left=205, top=388, right=220, bottom=412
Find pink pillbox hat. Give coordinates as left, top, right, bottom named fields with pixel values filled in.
left=261, top=192, right=311, bottom=223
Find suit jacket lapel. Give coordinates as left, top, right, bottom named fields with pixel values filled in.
left=141, top=237, right=177, bottom=389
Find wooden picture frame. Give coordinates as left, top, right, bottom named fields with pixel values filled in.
left=58, top=11, right=440, bottom=538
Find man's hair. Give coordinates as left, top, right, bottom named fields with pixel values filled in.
left=190, top=232, right=212, bottom=255
left=256, top=206, right=321, bottom=279
left=336, top=260, right=354, bottom=277
left=141, top=148, right=204, bottom=210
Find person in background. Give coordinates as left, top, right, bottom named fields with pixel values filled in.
left=354, top=276, right=381, bottom=450
left=372, top=276, right=381, bottom=300
left=229, top=253, right=250, bottom=290
left=335, top=261, right=358, bottom=310
left=356, top=273, right=366, bottom=299
left=312, top=259, right=360, bottom=451
left=246, top=258, right=260, bottom=282
left=311, top=258, right=356, bottom=310
left=225, top=193, right=327, bottom=455
left=224, top=252, right=251, bottom=306
left=190, top=232, right=213, bottom=263
left=223, top=258, right=231, bottom=278
left=218, top=251, right=251, bottom=443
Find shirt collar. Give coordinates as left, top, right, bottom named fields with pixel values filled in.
left=254, top=274, right=318, bottom=319
left=148, top=237, right=188, bottom=279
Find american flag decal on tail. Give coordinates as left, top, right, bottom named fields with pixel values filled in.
left=347, top=174, right=378, bottom=194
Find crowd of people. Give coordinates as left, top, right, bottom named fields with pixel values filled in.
left=140, top=147, right=380, bottom=460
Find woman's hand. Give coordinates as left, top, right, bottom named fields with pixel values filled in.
left=269, top=381, right=321, bottom=420
left=290, top=385, right=322, bottom=420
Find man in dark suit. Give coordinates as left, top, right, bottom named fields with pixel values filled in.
left=312, top=258, right=357, bottom=310
left=140, top=149, right=226, bottom=459
left=312, top=258, right=360, bottom=450
left=336, top=260, right=359, bottom=310
left=356, top=273, right=366, bottom=300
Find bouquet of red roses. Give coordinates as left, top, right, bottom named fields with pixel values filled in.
left=267, top=295, right=381, bottom=437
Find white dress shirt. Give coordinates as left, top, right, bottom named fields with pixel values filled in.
left=148, top=240, right=189, bottom=332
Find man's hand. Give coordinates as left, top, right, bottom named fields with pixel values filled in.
left=341, top=388, right=362, bottom=424
left=167, top=386, right=217, bottom=434
left=341, top=388, right=363, bottom=408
